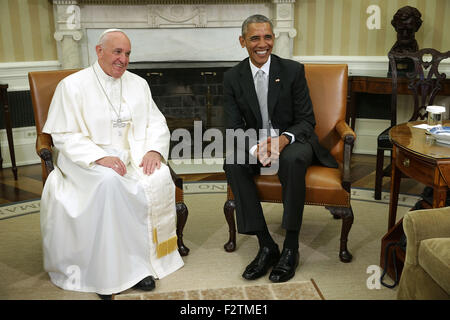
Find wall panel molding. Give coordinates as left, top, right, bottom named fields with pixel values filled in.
left=293, top=55, right=450, bottom=77
left=0, top=126, right=40, bottom=168
left=0, top=61, right=61, bottom=91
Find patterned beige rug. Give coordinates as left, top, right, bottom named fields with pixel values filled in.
left=0, top=193, right=409, bottom=300
left=0, top=199, right=40, bottom=220
left=115, top=279, right=324, bottom=300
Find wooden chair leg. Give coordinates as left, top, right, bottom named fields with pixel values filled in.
left=176, top=202, right=190, bottom=256
left=327, top=206, right=354, bottom=263
left=375, top=147, right=385, bottom=200
left=339, top=206, right=354, bottom=263
left=223, top=199, right=237, bottom=252
left=326, top=206, right=341, bottom=219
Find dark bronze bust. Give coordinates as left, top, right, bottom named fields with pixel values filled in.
left=390, top=6, right=422, bottom=53
left=388, top=6, right=423, bottom=76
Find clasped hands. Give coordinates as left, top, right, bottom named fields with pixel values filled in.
left=95, top=151, right=162, bottom=176
left=255, top=135, right=290, bottom=167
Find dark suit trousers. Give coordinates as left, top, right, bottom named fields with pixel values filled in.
left=224, top=141, right=314, bottom=235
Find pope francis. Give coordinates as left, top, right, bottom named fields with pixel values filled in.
left=40, top=29, right=184, bottom=299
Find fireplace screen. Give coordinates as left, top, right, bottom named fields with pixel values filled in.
left=129, top=65, right=230, bottom=159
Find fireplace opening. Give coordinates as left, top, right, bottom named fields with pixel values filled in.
left=129, top=63, right=234, bottom=159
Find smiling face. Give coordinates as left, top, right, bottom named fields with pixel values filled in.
left=239, top=22, right=274, bottom=68
left=96, top=31, right=131, bottom=79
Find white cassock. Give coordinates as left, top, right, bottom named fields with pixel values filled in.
left=41, top=61, right=184, bottom=295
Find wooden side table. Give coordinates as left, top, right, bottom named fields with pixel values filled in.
left=347, top=76, right=450, bottom=131
left=0, top=84, right=18, bottom=180
left=380, top=121, right=450, bottom=280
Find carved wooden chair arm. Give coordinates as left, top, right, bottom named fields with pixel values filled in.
left=168, top=164, right=182, bottom=189
left=335, top=120, right=356, bottom=191
left=336, top=120, right=356, bottom=141
left=36, top=132, right=54, bottom=174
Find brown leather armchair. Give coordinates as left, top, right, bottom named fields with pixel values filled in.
left=28, top=69, right=189, bottom=256
left=223, top=64, right=356, bottom=263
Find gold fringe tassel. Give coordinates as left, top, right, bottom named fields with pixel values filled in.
left=153, top=228, right=178, bottom=258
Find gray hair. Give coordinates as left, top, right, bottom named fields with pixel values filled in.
left=241, top=14, right=274, bottom=37
left=97, top=28, right=128, bottom=46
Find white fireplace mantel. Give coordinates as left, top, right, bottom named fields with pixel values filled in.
left=52, top=0, right=297, bottom=69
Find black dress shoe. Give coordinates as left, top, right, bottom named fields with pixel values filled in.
left=134, top=276, right=156, bottom=291
left=269, top=248, right=299, bottom=283
left=242, top=246, right=280, bottom=280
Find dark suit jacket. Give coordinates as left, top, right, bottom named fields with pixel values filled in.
left=223, top=54, right=337, bottom=168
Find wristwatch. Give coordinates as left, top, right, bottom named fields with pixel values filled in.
left=282, top=133, right=292, bottom=144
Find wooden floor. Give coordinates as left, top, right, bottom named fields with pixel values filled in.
left=0, top=154, right=405, bottom=205
left=0, top=164, right=44, bottom=204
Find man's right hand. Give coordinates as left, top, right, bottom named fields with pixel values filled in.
left=256, top=137, right=273, bottom=167
left=95, top=156, right=127, bottom=176
left=255, top=135, right=290, bottom=167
